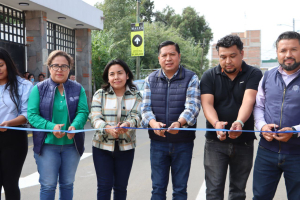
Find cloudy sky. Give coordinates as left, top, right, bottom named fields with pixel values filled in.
left=84, top=0, right=300, bottom=60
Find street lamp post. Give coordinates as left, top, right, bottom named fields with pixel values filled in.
left=293, top=18, right=295, bottom=31
left=200, top=38, right=206, bottom=76
left=278, top=18, right=295, bottom=31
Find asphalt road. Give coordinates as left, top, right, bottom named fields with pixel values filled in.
left=2, top=111, right=288, bottom=200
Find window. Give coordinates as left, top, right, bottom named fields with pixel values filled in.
left=0, top=4, right=25, bottom=44
left=47, top=22, right=75, bottom=57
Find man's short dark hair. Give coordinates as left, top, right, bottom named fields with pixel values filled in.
left=38, top=73, right=45, bottom=78
left=158, top=41, right=180, bottom=55
left=216, top=35, right=243, bottom=52
left=69, top=73, right=75, bottom=78
left=276, top=31, right=300, bottom=49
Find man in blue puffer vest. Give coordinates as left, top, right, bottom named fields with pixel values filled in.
left=141, top=41, right=201, bottom=200
left=253, top=31, right=300, bottom=199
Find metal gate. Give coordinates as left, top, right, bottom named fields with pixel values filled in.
left=47, top=21, right=75, bottom=75
left=0, top=4, right=25, bottom=74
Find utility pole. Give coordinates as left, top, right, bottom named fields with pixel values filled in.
left=136, top=0, right=141, bottom=80
left=293, top=18, right=295, bottom=31
left=200, top=38, right=206, bottom=76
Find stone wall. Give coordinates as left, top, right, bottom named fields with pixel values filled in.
left=25, top=11, right=48, bottom=78
left=75, top=29, right=92, bottom=107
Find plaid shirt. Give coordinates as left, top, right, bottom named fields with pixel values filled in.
left=89, top=86, right=142, bottom=151
left=141, top=66, right=201, bottom=128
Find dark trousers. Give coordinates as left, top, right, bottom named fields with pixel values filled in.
left=253, top=145, right=300, bottom=200
left=204, top=139, right=253, bottom=200
left=0, top=129, right=28, bottom=200
left=92, top=145, right=135, bottom=200
left=150, top=140, right=194, bottom=200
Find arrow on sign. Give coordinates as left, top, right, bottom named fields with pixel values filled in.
left=134, top=37, right=141, bottom=45
left=132, top=35, right=142, bottom=47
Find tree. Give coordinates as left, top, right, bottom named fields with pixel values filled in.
left=154, top=6, right=180, bottom=26
left=92, top=1, right=213, bottom=86
left=140, top=22, right=207, bottom=78
left=95, top=0, right=135, bottom=61
left=91, top=30, right=122, bottom=91
left=154, top=6, right=213, bottom=55
left=140, top=0, right=155, bottom=23
left=210, top=59, right=219, bottom=68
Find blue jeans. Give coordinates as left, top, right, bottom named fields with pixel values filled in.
left=34, top=144, right=80, bottom=200
left=253, top=145, right=300, bottom=200
left=204, top=139, right=253, bottom=200
left=150, top=140, right=194, bottom=200
left=92, top=146, right=135, bottom=200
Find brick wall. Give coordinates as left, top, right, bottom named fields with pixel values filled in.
left=211, top=30, right=261, bottom=67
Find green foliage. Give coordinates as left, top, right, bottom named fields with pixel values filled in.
left=92, top=0, right=137, bottom=90
left=141, top=22, right=208, bottom=78
left=140, top=0, right=154, bottom=23
left=91, top=0, right=213, bottom=90
left=91, top=30, right=118, bottom=91
left=210, top=59, right=219, bottom=68
left=154, top=6, right=213, bottom=55
left=95, top=0, right=136, bottom=61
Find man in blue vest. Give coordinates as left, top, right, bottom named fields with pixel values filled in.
left=141, top=41, right=201, bottom=200
left=253, top=31, right=300, bottom=199
left=200, top=35, right=262, bottom=199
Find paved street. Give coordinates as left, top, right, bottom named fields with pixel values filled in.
left=2, top=111, right=287, bottom=200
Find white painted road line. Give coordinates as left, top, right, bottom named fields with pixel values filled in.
left=196, top=180, right=206, bottom=200
left=1, top=153, right=93, bottom=193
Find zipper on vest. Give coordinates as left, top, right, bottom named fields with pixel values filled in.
left=278, top=87, right=286, bottom=153
left=62, top=84, right=80, bottom=155
left=40, top=85, right=58, bottom=156
left=166, top=81, right=170, bottom=133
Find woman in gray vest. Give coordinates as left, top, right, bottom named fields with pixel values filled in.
left=27, top=50, right=89, bottom=200
left=90, top=59, right=142, bottom=200
left=0, top=48, right=32, bottom=200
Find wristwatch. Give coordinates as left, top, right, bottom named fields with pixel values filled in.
left=292, top=127, right=298, bottom=138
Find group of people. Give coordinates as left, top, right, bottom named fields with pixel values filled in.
left=23, top=70, right=76, bottom=86
left=0, top=30, right=299, bottom=200
left=200, top=31, right=300, bottom=200
left=23, top=71, right=45, bottom=85
left=0, top=49, right=88, bottom=200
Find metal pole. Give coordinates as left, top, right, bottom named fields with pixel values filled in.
left=136, top=0, right=140, bottom=80
left=200, top=38, right=206, bottom=76
left=293, top=18, right=295, bottom=31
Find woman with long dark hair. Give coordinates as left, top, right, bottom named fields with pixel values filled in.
left=90, top=59, right=142, bottom=200
left=0, top=47, right=32, bottom=200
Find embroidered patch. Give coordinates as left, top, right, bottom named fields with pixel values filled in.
left=292, top=85, right=299, bottom=92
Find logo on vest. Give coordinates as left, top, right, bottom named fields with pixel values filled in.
left=292, top=85, right=299, bottom=92
left=69, top=96, right=79, bottom=101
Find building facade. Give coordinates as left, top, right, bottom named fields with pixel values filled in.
left=0, top=0, right=103, bottom=104
left=211, top=30, right=261, bottom=68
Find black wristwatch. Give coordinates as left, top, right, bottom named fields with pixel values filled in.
left=292, top=127, right=298, bottom=138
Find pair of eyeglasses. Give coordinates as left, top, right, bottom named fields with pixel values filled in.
left=49, top=64, right=70, bottom=71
